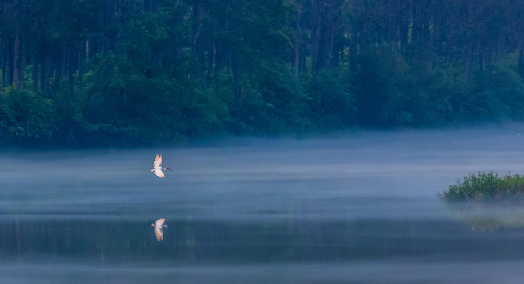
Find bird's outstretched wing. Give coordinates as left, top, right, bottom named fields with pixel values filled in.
left=154, top=169, right=165, bottom=178
left=153, top=155, right=164, bottom=178
left=154, top=155, right=162, bottom=168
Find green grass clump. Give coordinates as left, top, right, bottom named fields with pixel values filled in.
left=439, top=172, right=524, bottom=202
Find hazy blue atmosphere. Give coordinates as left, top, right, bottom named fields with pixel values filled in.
left=3, top=0, right=524, bottom=283
left=3, top=125, right=524, bottom=283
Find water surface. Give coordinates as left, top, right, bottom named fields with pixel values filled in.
left=2, top=126, right=524, bottom=283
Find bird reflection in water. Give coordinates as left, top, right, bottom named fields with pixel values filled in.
left=152, top=218, right=167, bottom=241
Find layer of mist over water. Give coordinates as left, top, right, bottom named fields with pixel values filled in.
left=3, top=125, right=524, bottom=283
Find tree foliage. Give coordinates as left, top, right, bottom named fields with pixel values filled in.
left=1, top=0, right=524, bottom=146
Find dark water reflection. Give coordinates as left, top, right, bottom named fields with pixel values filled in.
left=2, top=218, right=524, bottom=264
left=3, top=126, right=524, bottom=283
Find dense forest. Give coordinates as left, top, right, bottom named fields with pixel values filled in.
left=1, top=0, right=524, bottom=146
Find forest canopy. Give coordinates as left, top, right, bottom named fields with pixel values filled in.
left=1, top=0, right=524, bottom=146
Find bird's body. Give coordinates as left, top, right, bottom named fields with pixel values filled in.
left=151, top=218, right=167, bottom=241
left=151, top=154, right=171, bottom=178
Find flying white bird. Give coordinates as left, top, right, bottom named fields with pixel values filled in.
left=151, top=154, right=171, bottom=178
left=151, top=218, right=167, bottom=241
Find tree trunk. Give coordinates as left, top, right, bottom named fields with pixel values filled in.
left=20, top=39, right=26, bottom=89
left=31, top=43, right=38, bottom=91
left=207, top=42, right=213, bottom=79
left=5, top=38, right=14, bottom=86
left=331, top=33, right=340, bottom=68
left=518, top=43, right=524, bottom=78
left=231, top=55, right=241, bottom=99
left=464, top=41, right=472, bottom=81
left=479, top=50, right=485, bottom=70
left=68, top=49, right=75, bottom=99
left=13, top=32, right=20, bottom=88
left=463, top=0, right=473, bottom=81
left=40, top=54, right=46, bottom=93
left=44, top=57, right=50, bottom=96
left=213, top=44, right=219, bottom=84
left=311, top=0, right=322, bottom=74
left=191, top=4, right=203, bottom=79
left=293, top=44, right=300, bottom=76
left=349, top=24, right=360, bottom=70
left=6, top=37, right=13, bottom=86
left=54, top=50, right=63, bottom=94
left=299, top=39, right=306, bottom=73
left=86, top=39, right=91, bottom=60
left=79, top=41, right=86, bottom=94
left=1, top=38, right=6, bottom=87
left=293, top=12, right=302, bottom=76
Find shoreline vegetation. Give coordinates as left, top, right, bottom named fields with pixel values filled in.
left=438, top=172, right=524, bottom=203
left=439, top=172, right=524, bottom=230
left=2, top=1, right=524, bottom=147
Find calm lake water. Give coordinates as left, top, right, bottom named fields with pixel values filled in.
left=3, top=126, right=524, bottom=283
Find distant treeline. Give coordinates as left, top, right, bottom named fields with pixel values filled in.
left=2, top=0, right=524, bottom=146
